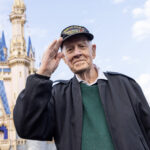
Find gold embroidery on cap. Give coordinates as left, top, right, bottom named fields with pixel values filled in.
left=63, top=26, right=84, bottom=35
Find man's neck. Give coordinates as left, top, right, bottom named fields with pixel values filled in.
left=76, top=65, right=98, bottom=84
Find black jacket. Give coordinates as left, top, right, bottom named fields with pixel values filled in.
left=13, top=72, right=150, bottom=150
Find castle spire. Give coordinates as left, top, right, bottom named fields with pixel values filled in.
left=13, top=0, right=26, bottom=10
left=9, top=0, right=26, bottom=57
left=0, top=31, right=7, bottom=61
left=27, top=36, right=32, bottom=56
left=27, top=36, right=35, bottom=58
left=2, top=31, right=7, bottom=48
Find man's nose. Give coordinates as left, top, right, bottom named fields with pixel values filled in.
left=74, top=47, right=82, bottom=55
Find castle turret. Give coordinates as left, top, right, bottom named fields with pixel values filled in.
left=27, top=36, right=35, bottom=59
left=0, top=0, right=36, bottom=149
left=13, top=0, right=26, bottom=9
left=0, top=31, right=7, bottom=61
left=9, top=0, right=26, bottom=57
left=2, top=31, right=8, bottom=60
left=27, top=36, right=35, bottom=74
left=9, top=0, right=30, bottom=105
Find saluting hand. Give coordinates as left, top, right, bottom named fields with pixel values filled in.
left=37, top=37, right=63, bottom=77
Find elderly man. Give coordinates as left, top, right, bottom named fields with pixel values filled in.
left=14, top=25, right=150, bottom=150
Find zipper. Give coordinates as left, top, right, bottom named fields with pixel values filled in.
left=98, top=81, right=118, bottom=150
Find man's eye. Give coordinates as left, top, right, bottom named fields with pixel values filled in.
left=79, top=45, right=86, bottom=48
left=67, top=48, right=73, bottom=52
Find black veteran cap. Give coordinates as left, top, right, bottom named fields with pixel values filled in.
left=60, top=25, right=94, bottom=46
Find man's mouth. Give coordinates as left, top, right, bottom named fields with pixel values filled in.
left=73, top=60, right=85, bottom=65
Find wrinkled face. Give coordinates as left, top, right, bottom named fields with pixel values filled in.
left=62, top=35, right=96, bottom=74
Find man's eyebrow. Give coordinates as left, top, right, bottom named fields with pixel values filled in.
left=64, top=40, right=89, bottom=47
left=65, top=45, right=73, bottom=48
left=79, top=42, right=88, bottom=44
left=63, top=45, right=73, bottom=51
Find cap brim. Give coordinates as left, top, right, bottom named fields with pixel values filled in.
left=61, top=32, right=94, bottom=47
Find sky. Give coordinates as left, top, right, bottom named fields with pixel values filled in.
left=0, top=0, right=150, bottom=103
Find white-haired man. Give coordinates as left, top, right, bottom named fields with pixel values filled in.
left=14, top=25, right=150, bottom=150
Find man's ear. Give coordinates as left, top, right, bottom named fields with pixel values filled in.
left=92, top=44, right=96, bottom=59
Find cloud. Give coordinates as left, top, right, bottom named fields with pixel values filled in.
left=136, top=73, right=150, bottom=105
left=113, top=0, right=126, bottom=4
left=121, top=56, right=139, bottom=64
left=132, top=8, right=144, bottom=18
left=132, top=19, right=150, bottom=40
left=122, top=56, right=130, bottom=61
left=132, top=0, right=150, bottom=40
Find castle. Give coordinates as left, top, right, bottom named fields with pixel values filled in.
left=0, top=0, right=56, bottom=149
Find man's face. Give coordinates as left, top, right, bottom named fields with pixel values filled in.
left=62, top=35, right=96, bottom=74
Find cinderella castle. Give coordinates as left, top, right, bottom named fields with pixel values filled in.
left=0, top=0, right=56, bottom=149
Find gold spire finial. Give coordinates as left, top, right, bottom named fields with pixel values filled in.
left=13, top=0, right=25, bottom=9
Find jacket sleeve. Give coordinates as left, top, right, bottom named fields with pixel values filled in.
left=13, top=74, right=55, bottom=141
left=131, top=80, right=150, bottom=145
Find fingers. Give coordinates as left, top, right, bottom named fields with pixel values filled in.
left=54, top=37, right=63, bottom=51
left=55, top=52, right=63, bottom=65
left=47, top=37, right=63, bottom=52
left=55, top=52, right=63, bottom=61
left=46, top=37, right=63, bottom=58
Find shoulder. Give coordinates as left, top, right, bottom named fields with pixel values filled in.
left=52, top=77, right=74, bottom=89
left=52, top=79, right=70, bottom=86
left=52, top=78, right=73, bottom=97
left=104, top=71, right=136, bottom=82
left=103, top=71, right=140, bottom=93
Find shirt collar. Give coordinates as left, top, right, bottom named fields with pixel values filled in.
left=76, top=66, right=108, bottom=86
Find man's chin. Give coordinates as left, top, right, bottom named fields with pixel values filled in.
left=72, top=67, right=89, bottom=74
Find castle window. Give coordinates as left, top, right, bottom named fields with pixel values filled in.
left=0, top=125, right=8, bottom=139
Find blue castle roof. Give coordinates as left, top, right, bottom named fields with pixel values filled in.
left=0, top=31, right=7, bottom=62
left=2, top=31, right=7, bottom=49
left=0, top=80, right=11, bottom=115
left=27, top=36, right=34, bottom=57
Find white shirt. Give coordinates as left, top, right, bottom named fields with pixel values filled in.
left=76, top=67, right=108, bottom=86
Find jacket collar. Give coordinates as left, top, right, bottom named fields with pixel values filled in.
left=75, top=66, right=108, bottom=86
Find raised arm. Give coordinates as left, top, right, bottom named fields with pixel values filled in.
left=13, top=38, right=63, bottom=141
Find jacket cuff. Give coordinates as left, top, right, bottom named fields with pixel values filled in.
left=35, top=73, right=50, bottom=80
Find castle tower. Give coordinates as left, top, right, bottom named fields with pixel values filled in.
left=0, top=0, right=56, bottom=149
left=0, top=0, right=35, bottom=149
left=27, top=36, right=35, bottom=74
left=9, top=0, right=34, bottom=107
left=9, top=0, right=26, bottom=57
